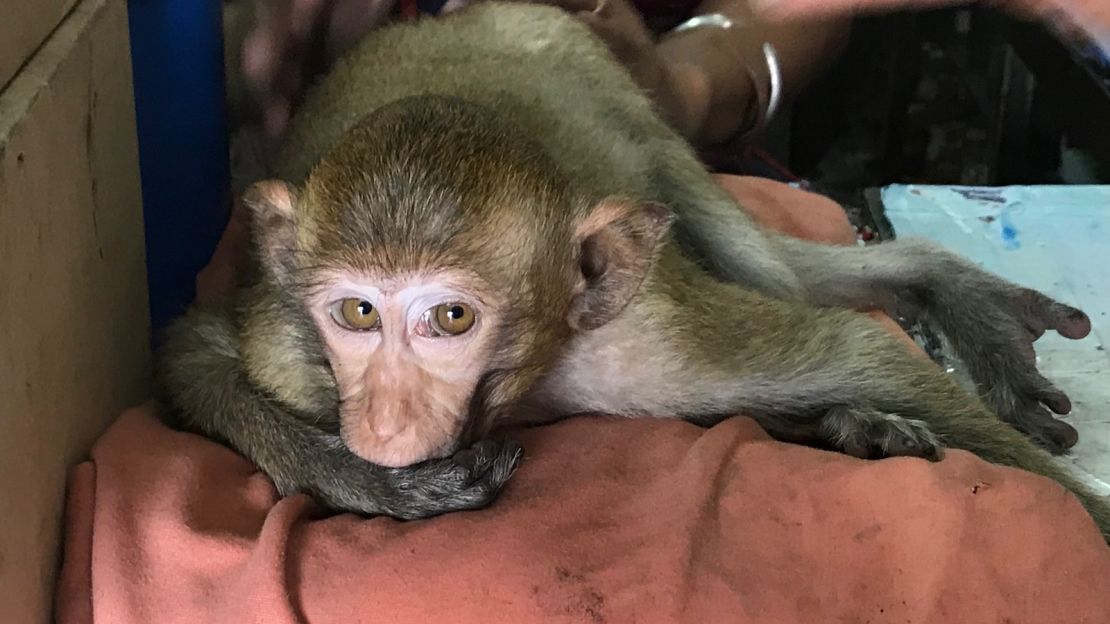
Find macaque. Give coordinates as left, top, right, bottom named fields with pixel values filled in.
left=158, top=2, right=1109, bottom=538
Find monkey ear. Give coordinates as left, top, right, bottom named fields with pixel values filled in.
left=569, top=200, right=673, bottom=331
left=241, top=180, right=300, bottom=283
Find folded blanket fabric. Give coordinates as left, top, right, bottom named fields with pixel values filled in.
left=57, top=407, right=1110, bottom=623
left=55, top=176, right=1110, bottom=623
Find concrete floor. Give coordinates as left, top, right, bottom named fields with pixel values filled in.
left=881, top=184, right=1110, bottom=494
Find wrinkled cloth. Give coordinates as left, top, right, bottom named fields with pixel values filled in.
left=57, top=408, right=1110, bottom=623
left=56, top=176, right=1110, bottom=623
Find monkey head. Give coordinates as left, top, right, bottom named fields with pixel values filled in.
left=240, top=96, right=671, bottom=468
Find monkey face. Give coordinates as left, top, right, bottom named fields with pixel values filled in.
left=304, top=269, right=503, bottom=467
left=238, top=98, right=673, bottom=468
left=241, top=175, right=673, bottom=469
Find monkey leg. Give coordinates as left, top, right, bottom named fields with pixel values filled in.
left=744, top=319, right=1110, bottom=543
left=793, top=318, right=1110, bottom=544
left=819, top=406, right=943, bottom=461
left=907, top=392, right=1110, bottom=546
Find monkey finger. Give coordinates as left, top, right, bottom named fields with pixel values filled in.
left=1032, top=377, right=1073, bottom=415
left=1038, top=412, right=1080, bottom=451
left=1014, top=402, right=1080, bottom=453
left=839, top=439, right=870, bottom=460
left=468, top=439, right=502, bottom=467
left=445, top=448, right=483, bottom=485
left=488, top=438, right=524, bottom=484
left=1017, top=288, right=1091, bottom=340
left=450, top=439, right=523, bottom=487
left=1050, top=304, right=1092, bottom=340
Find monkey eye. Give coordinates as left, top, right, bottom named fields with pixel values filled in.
left=331, top=298, right=381, bottom=331
left=426, top=302, right=476, bottom=337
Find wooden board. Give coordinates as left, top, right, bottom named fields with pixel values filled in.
left=0, top=0, right=149, bottom=621
left=0, top=0, right=78, bottom=91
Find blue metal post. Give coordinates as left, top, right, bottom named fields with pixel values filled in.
left=127, top=0, right=230, bottom=332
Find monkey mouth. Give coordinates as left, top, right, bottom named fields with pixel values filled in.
left=340, top=421, right=459, bottom=468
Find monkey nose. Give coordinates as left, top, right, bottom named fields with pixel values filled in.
left=370, top=417, right=406, bottom=441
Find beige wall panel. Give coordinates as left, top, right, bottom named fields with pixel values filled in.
left=0, top=0, right=79, bottom=91
left=0, top=0, right=149, bottom=622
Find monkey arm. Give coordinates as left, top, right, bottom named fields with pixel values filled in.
left=155, top=305, right=521, bottom=520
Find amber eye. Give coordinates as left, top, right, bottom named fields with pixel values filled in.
left=430, top=302, right=476, bottom=336
left=331, top=298, right=381, bottom=331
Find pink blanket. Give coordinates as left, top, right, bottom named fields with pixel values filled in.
left=56, top=176, right=1110, bottom=622
left=57, top=407, right=1110, bottom=623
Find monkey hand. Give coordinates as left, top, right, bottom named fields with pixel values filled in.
left=365, top=439, right=524, bottom=520
left=913, top=258, right=1091, bottom=454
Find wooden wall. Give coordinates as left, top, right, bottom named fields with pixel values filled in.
left=0, top=0, right=149, bottom=621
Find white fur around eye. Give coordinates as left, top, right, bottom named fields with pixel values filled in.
left=308, top=272, right=495, bottom=350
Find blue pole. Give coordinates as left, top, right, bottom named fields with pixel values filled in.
left=126, top=0, right=230, bottom=332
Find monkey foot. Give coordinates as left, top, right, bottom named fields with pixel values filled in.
left=821, top=407, right=944, bottom=462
